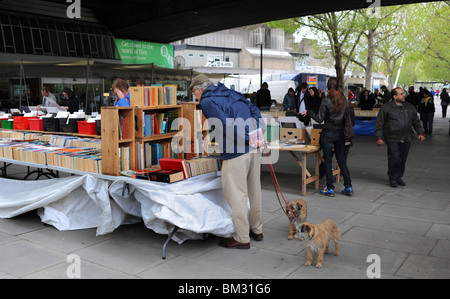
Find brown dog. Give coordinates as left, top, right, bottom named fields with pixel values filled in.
left=298, top=219, right=340, bottom=268
left=286, top=198, right=307, bottom=240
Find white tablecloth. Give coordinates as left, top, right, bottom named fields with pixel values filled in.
left=0, top=172, right=234, bottom=243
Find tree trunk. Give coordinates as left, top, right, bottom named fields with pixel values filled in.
left=365, top=29, right=375, bottom=90
left=333, top=41, right=346, bottom=93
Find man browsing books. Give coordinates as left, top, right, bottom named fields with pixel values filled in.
left=189, top=74, right=266, bottom=250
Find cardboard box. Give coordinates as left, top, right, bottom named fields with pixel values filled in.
left=311, top=129, right=322, bottom=145
left=280, top=127, right=310, bottom=142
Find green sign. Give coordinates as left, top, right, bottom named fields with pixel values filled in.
left=115, top=39, right=174, bottom=68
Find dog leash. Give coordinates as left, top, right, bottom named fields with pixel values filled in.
left=261, top=141, right=301, bottom=224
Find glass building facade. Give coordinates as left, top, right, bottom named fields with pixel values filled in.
left=0, top=11, right=118, bottom=59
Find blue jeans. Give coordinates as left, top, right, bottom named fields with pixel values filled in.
left=321, top=129, right=352, bottom=190
left=386, top=141, right=410, bottom=181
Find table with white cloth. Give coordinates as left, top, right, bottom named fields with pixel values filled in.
left=0, top=157, right=234, bottom=258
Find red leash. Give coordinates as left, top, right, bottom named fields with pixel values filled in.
left=262, top=141, right=301, bottom=224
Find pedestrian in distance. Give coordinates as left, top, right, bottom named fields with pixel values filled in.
left=405, top=86, right=420, bottom=112
left=301, top=77, right=354, bottom=197
left=308, top=86, right=323, bottom=115
left=37, top=86, right=63, bottom=112
left=378, top=85, right=391, bottom=106
left=282, top=87, right=296, bottom=112
left=375, top=87, right=425, bottom=188
left=256, top=82, right=272, bottom=111
left=419, top=90, right=435, bottom=134
left=61, top=87, right=80, bottom=114
left=112, top=78, right=131, bottom=107
left=189, top=74, right=266, bottom=250
left=296, top=82, right=312, bottom=126
left=358, top=89, right=376, bottom=111
left=440, top=88, right=449, bottom=118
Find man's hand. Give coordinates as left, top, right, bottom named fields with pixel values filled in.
left=300, top=110, right=308, bottom=117
left=418, top=134, right=425, bottom=142
left=376, top=138, right=384, bottom=146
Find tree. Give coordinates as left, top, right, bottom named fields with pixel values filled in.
left=403, top=1, right=450, bottom=82
left=346, top=6, right=404, bottom=89
left=269, top=10, right=363, bottom=92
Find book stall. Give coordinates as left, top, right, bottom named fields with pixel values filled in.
left=0, top=88, right=237, bottom=258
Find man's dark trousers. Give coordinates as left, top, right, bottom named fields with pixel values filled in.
left=386, top=141, right=411, bottom=181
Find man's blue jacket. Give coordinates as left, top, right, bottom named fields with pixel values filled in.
left=199, top=83, right=266, bottom=160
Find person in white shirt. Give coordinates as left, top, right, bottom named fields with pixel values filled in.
left=37, top=86, right=63, bottom=111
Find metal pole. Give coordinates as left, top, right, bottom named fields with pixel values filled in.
left=85, top=58, right=89, bottom=112
left=260, top=43, right=263, bottom=88
left=19, top=60, right=23, bottom=111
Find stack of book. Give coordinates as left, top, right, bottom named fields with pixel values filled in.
left=0, top=138, right=103, bottom=174
left=130, top=85, right=178, bottom=107
left=186, top=156, right=221, bottom=177
left=159, top=156, right=221, bottom=178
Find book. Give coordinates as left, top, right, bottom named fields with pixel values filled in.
left=149, top=169, right=184, bottom=183
left=159, top=157, right=190, bottom=179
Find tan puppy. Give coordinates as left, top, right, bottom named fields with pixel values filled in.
left=286, top=198, right=307, bottom=240
left=298, top=219, right=340, bottom=268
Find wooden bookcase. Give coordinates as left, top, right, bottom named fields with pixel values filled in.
left=134, top=104, right=183, bottom=169
left=101, top=105, right=184, bottom=175
left=101, top=107, right=135, bottom=176
left=180, top=102, right=208, bottom=160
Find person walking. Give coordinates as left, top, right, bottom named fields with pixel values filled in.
left=375, top=87, right=425, bottom=188
left=440, top=88, right=449, bottom=118
left=301, top=77, right=353, bottom=197
left=189, top=74, right=266, bottom=249
left=256, top=82, right=272, bottom=111
left=419, top=90, right=435, bottom=134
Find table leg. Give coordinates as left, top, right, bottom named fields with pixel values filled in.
left=162, top=226, right=179, bottom=259
left=302, top=153, right=307, bottom=196
left=315, top=151, right=320, bottom=191
left=289, top=151, right=311, bottom=177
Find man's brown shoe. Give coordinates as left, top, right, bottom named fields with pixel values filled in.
left=249, top=230, right=264, bottom=241
left=219, top=238, right=250, bottom=249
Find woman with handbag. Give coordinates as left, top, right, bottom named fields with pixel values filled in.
left=301, top=77, right=353, bottom=197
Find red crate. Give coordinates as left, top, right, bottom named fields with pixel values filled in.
left=77, top=121, right=97, bottom=135
left=29, top=118, right=43, bottom=131
left=13, top=116, right=39, bottom=130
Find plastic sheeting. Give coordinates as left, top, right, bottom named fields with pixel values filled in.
left=0, top=172, right=234, bottom=243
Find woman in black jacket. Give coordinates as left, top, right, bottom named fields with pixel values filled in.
left=62, top=87, right=80, bottom=114
left=440, top=88, right=449, bottom=118
left=301, top=77, right=353, bottom=197
left=419, top=90, right=435, bottom=134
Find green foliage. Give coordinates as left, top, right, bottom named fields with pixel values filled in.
left=267, top=2, right=450, bottom=84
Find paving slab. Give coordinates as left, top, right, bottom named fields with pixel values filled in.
left=0, top=114, right=449, bottom=279
left=396, top=254, right=450, bottom=279
left=373, top=204, right=450, bottom=224
left=342, top=227, right=437, bottom=256
left=0, top=240, right=66, bottom=277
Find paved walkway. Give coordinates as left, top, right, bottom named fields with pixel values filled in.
left=0, top=101, right=449, bottom=279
